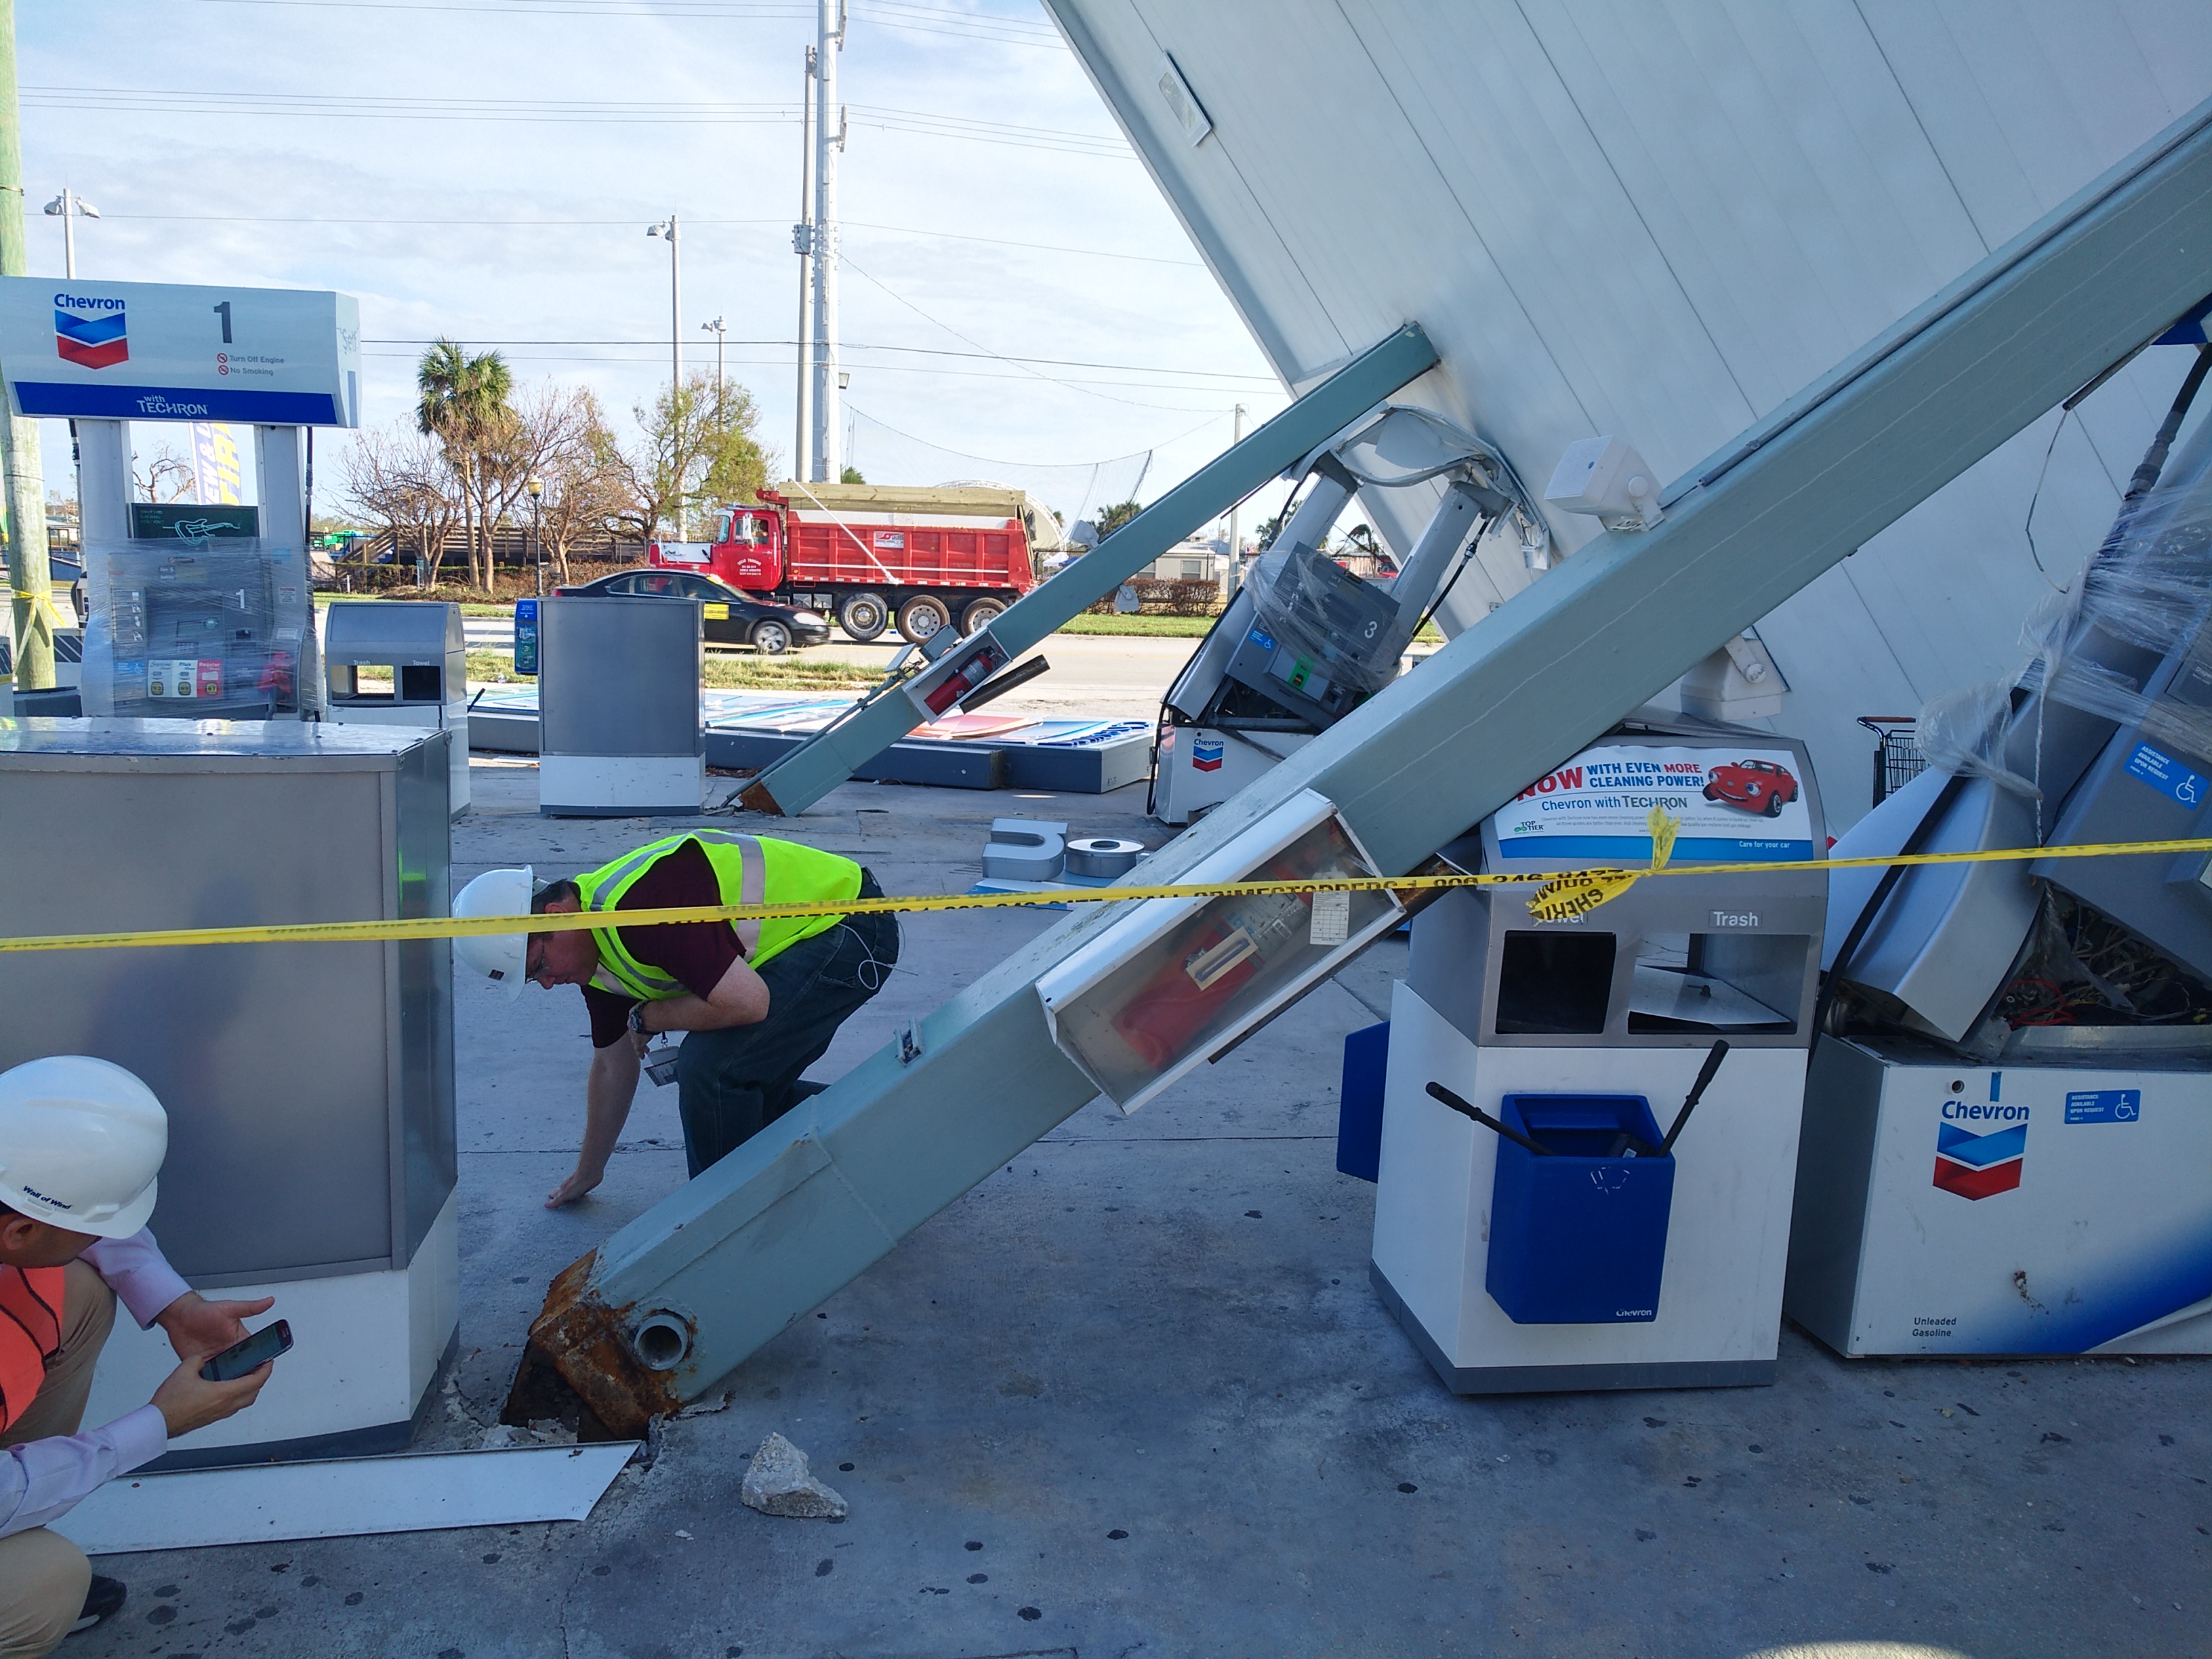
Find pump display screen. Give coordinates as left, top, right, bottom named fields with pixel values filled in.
left=1497, top=743, right=1815, bottom=863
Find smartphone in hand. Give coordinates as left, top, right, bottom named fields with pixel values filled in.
left=199, top=1319, right=293, bottom=1382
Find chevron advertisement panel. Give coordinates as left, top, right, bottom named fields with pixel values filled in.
left=0, top=277, right=360, bottom=426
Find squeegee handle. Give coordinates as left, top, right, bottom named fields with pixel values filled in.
left=1425, top=1081, right=1553, bottom=1156
left=1658, top=1039, right=1730, bottom=1156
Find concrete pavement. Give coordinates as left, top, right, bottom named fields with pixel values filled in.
left=63, top=758, right=2209, bottom=1659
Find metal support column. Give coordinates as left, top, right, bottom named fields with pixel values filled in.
left=518, top=99, right=2212, bottom=1437
left=741, top=323, right=1443, bottom=816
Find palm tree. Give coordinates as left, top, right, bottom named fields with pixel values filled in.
left=417, top=340, right=514, bottom=589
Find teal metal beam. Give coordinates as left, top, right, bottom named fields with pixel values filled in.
left=527, top=98, right=2212, bottom=1434
left=741, top=323, right=1441, bottom=817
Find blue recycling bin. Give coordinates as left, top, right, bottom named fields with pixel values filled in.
left=1486, top=1094, right=1675, bottom=1324
left=1336, top=1021, right=1389, bottom=1182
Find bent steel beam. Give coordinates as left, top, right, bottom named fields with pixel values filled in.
left=739, top=323, right=1441, bottom=817
left=523, top=100, right=2212, bottom=1435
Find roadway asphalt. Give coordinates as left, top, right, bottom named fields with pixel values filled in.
left=457, top=616, right=1203, bottom=721
left=62, top=758, right=2208, bottom=1659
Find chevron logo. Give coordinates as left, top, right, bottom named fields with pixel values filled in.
left=1933, top=1120, right=2026, bottom=1200
left=54, top=297, right=128, bottom=370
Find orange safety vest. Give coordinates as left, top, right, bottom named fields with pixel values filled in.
left=0, top=1266, right=63, bottom=1436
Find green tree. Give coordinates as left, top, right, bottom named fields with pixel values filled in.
left=1095, top=499, right=1142, bottom=538
left=416, top=338, right=516, bottom=588
left=612, top=371, right=770, bottom=543
left=840, top=464, right=865, bottom=484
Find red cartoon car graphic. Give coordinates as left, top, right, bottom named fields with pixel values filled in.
left=1704, top=758, right=1799, bottom=816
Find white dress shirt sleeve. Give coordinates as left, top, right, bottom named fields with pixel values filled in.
left=0, top=1404, right=168, bottom=1539
left=80, top=1228, right=192, bottom=1330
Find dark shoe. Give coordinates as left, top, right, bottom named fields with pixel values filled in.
left=68, top=1574, right=126, bottom=1635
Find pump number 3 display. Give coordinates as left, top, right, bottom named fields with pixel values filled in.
left=1498, top=743, right=1815, bottom=865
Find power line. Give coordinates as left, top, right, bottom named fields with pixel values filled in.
left=93, top=209, right=1203, bottom=266
left=24, top=86, right=1129, bottom=154
left=358, top=349, right=1248, bottom=402
left=176, top=0, right=1066, bottom=47
left=848, top=400, right=1227, bottom=469
left=361, top=335, right=1277, bottom=384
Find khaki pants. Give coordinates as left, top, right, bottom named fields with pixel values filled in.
left=0, top=1261, right=117, bottom=1659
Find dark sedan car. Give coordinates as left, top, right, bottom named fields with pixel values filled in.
left=552, top=569, right=830, bottom=655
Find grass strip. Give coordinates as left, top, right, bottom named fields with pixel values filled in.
left=463, top=649, right=880, bottom=691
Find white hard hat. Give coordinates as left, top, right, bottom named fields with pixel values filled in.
left=0, top=1056, right=167, bottom=1239
left=453, top=866, right=535, bottom=1000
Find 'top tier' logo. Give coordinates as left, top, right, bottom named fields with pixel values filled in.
left=54, top=293, right=127, bottom=370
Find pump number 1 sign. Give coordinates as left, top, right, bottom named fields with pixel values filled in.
left=0, top=276, right=360, bottom=427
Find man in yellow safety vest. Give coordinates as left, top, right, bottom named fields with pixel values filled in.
left=451, top=830, right=899, bottom=1206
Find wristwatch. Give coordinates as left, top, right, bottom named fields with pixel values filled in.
left=627, top=1000, right=651, bottom=1036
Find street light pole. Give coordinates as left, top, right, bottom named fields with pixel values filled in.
left=701, top=316, right=726, bottom=397
left=1225, top=402, right=1246, bottom=594
left=647, top=213, right=681, bottom=402
left=526, top=474, right=544, bottom=597
left=43, top=186, right=96, bottom=279
left=647, top=211, right=682, bottom=536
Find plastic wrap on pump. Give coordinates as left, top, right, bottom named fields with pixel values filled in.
left=2026, top=483, right=2212, bottom=763
left=79, top=537, right=312, bottom=718
left=1244, top=541, right=1409, bottom=706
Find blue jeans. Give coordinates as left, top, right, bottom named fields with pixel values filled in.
left=674, top=870, right=898, bottom=1176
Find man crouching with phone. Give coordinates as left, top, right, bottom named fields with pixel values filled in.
left=0, top=1057, right=278, bottom=1658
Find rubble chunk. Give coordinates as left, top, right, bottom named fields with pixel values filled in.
left=741, top=1432, right=849, bottom=1519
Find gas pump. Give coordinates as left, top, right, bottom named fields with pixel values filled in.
left=0, top=278, right=361, bottom=722
left=1369, top=712, right=1828, bottom=1393
left=1153, top=404, right=1547, bottom=823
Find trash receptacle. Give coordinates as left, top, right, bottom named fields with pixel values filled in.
left=325, top=600, right=470, bottom=814
left=1486, top=1093, right=1673, bottom=1324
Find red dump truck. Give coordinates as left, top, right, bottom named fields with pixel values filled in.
left=647, top=481, right=1061, bottom=644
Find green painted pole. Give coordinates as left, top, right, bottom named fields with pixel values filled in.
left=0, top=0, right=52, bottom=693
left=741, top=323, right=1440, bottom=816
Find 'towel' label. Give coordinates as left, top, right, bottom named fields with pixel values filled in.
left=1498, top=744, right=1814, bottom=863
left=0, top=276, right=360, bottom=426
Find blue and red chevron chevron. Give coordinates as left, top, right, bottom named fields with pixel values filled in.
left=55, top=302, right=127, bottom=370
left=1933, top=1120, right=2026, bottom=1200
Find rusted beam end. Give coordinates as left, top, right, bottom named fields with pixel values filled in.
left=739, top=779, right=785, bottom=816
left=501, top=1248, right=683, bottom=1441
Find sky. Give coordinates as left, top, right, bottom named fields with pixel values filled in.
left=16, top=0, right=1294, bottom=531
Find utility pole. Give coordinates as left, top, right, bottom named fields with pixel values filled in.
left=0, top=1, right=54, bottom=692
left=809, top=0, right=844, bottom=482
left=702, top=316, right=726, bottom=396
left=793, top=43, right=815, bottom=485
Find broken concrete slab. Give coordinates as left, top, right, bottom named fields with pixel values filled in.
left=740, top=1431, right=849, bottom=1520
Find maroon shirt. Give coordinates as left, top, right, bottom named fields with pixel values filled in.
left=580, top=839, right=743, bottom=1047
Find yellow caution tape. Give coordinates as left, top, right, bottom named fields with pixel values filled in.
left=1527, top=868, right=1641, bottom=924
left=0, top=836, right=2204, bottom=956
left=1529, top=802, right=1681, bottom=922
